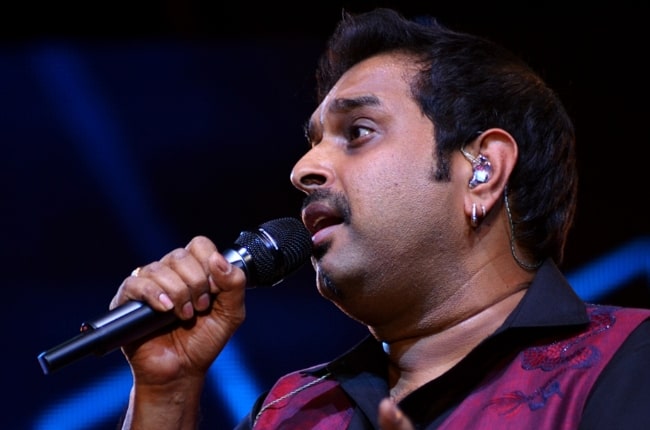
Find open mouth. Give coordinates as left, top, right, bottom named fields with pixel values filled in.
left=302, top=202, right=345, bottom=236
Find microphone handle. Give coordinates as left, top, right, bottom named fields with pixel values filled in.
left=37, top=301, right=176, bottom=374
left=37, top=249, right=250, bottom=375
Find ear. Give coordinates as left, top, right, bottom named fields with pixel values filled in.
left=459, top=128, right=518, bottom=226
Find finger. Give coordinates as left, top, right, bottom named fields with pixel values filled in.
left=116, top=260, right=197, bottom=319
left=112, top=237, right=217, bottom=319
left=204, top=251, right=247, bottom=326
left=111, top=248, right=210, bottom=319
left=378, top=398, right=414, bottom=430
left=161, top=240, right=217, bottom=312
left=182, top=235, right=219, bottom=269
left=111, top=263, right=175, bottom=314
left=181, top=236, right=244, bottom=312
left=207, top=250, right=247, bottom=295
left=148, top=259, right=208, bottom=320
left=111, top=236, right=226, bottom=320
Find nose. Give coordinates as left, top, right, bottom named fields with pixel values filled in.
left=290, top=146, right=333, bottom=194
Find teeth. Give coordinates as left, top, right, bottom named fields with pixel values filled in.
left=313, top=215, right=326, bottom=231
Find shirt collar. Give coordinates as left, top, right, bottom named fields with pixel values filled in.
left=312, top=259, right=589, bottom=375
left=497, top=258, right=589, bottom=331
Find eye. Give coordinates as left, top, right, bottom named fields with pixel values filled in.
left=348, top=123, right=374, bottom=146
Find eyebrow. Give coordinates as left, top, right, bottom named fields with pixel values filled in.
left=305, top=94, right=382, bottom=145
left=328, top=94, right=381, bottom=113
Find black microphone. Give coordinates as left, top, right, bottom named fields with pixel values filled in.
left=37, top=217, right=312, bottom=375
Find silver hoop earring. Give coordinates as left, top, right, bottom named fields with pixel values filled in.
left=471, top=203, right=479, bottom=228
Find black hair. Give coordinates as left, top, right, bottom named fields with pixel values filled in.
left=315, top=8, right=577, bottom=265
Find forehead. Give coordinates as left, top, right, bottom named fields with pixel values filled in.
left=313, top=53, right=419, bottom=125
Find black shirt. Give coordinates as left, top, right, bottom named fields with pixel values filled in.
left=236, top=260, right=650, bottom=429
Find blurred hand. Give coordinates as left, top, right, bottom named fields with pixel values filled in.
left=378, top=398, right=415, bottom=430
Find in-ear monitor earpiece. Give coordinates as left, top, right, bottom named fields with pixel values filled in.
left=460, top=148, right=492, bottom=189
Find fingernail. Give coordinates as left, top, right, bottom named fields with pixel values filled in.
left=158, top=293, right=174, bottom=310
left=197, top=293, right=210, bottom=310
left=182, top=301, right=194, bottom=319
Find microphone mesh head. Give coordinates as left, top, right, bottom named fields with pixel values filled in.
left=234, top=217, right=312, bottom=286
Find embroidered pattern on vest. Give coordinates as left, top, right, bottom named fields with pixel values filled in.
left=486, top=377, right=564, bottom=416
left=439, top=305, right=649, bottom=429
left=487, top=305, right=613, bottom=415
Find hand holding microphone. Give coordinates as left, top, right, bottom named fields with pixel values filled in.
left=37, top=217, right=312, bottom=374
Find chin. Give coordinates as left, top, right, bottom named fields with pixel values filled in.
left=316, top=267, right=344, bottom=300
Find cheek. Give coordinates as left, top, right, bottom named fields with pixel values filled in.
left=352, top=156, right=435, bottom=218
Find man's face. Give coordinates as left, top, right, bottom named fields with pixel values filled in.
left=290, top=53, right=465, bottom=325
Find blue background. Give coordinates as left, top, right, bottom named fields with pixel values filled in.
left=3, top=2, right=648, bottom=429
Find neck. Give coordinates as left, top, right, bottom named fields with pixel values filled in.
left=383, top=285, right=527, bottom=402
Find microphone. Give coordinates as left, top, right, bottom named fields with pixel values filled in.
left=37, top=217, right=312, bottom=375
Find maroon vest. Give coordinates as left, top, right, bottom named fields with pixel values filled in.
left=252, top=305, right=650, bottom=429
